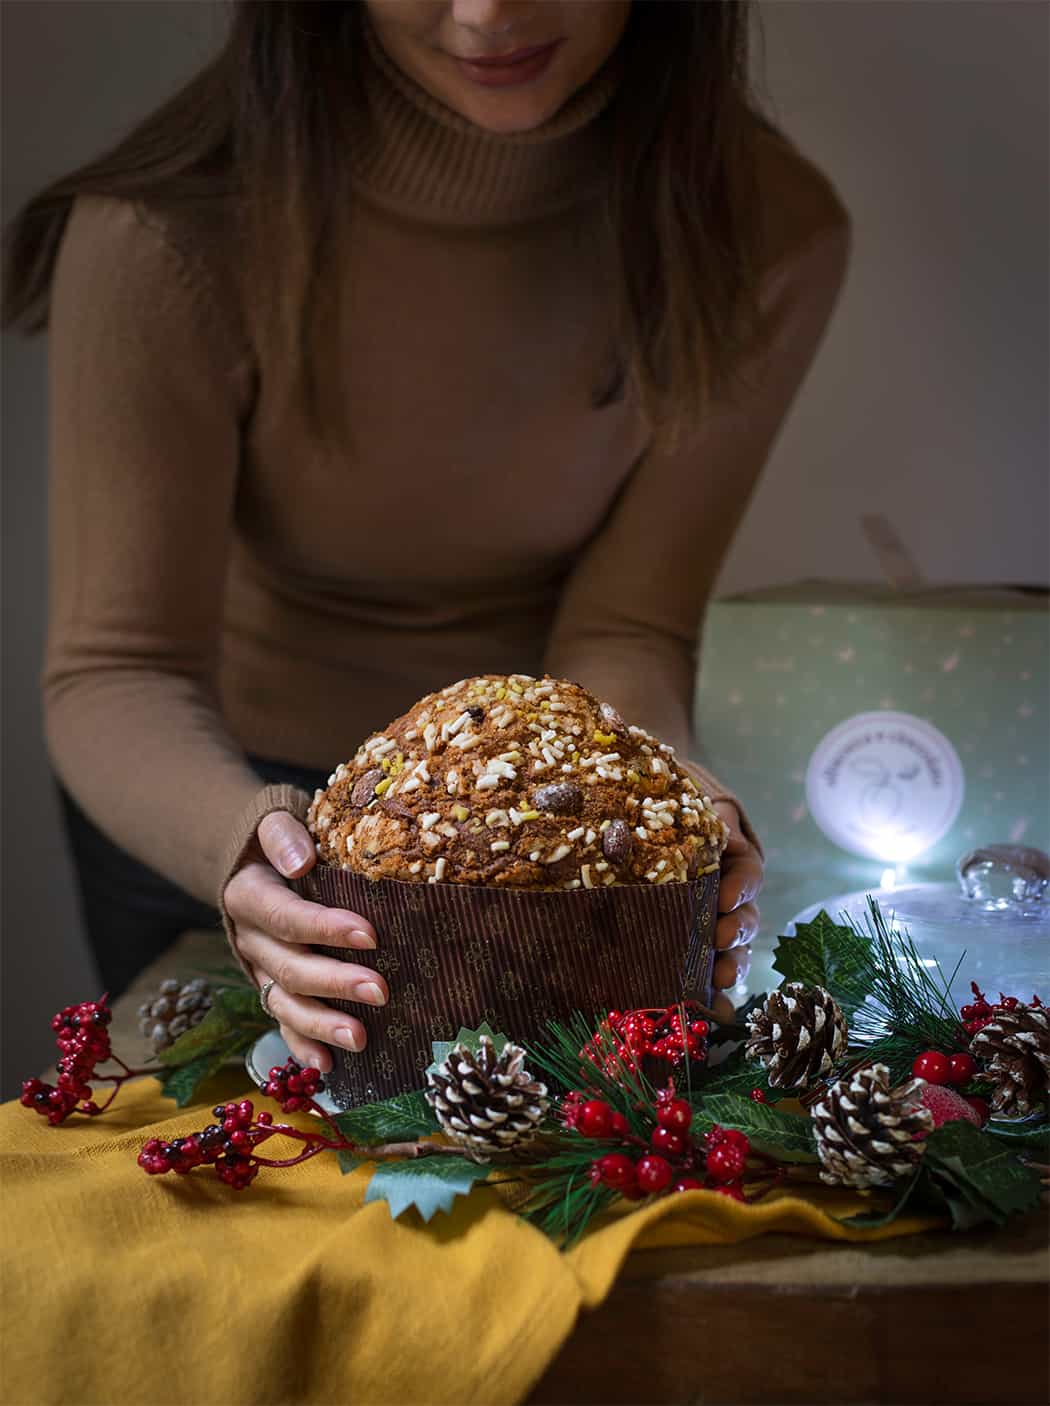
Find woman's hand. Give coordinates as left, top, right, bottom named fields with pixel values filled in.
left=223, top=811, right=386, bottom=1072
left=709, top=800, right=763, bottom=1026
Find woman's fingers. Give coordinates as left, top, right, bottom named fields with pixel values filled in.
left=716, top=901, right=759, bottom=951
left=279, top=1023, right=335, bottom=1073
left=257, top=810, right=318, bottom=880
left=717, top=852, right=763, bottom=915
left=225, top=860, right=377, bottom=949
left=264, top=982, right=369, bottom=1056
left=712, top=801, right=764, bottom=915
left=713, top=947, right=752, bottom=991
left=239, top=930, right=388, bottom=1006
left=709, top=991, right=737, bottom=1026
left=708, top=802, right=761, bottom=1005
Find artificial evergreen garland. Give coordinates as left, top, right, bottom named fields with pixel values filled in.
left=19, top=901, right=1049, bottom=1241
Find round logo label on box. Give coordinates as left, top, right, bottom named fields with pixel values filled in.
left=805, top=711, right=965, bottom=862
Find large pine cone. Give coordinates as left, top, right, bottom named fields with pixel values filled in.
left=425, top=1036, right=549, bottom=1160
left=811, top=1063, right=933, bottom=1189
left=137, top=977, right=212, bottom=1053
left=745, top=983, right=849, bottom=1089
left=970, top=1004, right=1050, bottom=1118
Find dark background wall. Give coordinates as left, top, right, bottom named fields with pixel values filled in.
left=3, top=1, right=1047, bottom=1094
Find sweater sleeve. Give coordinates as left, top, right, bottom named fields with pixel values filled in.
left=542, top=214, right=852, bottom=852
left=43, top=196, right=296, bottom=911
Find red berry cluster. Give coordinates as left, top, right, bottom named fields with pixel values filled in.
left=911, top=1049, right=977, bottom=1087
left=565, top=1097, right=629, bottom=1139
left=960, top=981, right=1043, bottom=1038
left=137, top=1061, right=340, bottom=1192
left=574, top=1087, right=770, bottom=1205
left=20, top=997, right=114, bottom=1124
left=139, top=1099, right=276, bottom=1190
left=908, top=981, right=1047, bottom=1094
left=582, top=1004, right=710, bottom=1077
left=262, top=1062, right=325, bottom=1113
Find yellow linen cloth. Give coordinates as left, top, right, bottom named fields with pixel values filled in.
left=1, top=1074, right=944, bottom=1406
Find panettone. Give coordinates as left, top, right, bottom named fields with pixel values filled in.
left=306, top=674, right=728, bottom=889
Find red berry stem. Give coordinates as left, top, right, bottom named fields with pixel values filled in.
left=81, top=1065, right=165, bottom=1116
left=136, top=1060, right=478, bottom=1192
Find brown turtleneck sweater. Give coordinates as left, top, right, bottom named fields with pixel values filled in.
left=43, top=29, right=849, bottom=912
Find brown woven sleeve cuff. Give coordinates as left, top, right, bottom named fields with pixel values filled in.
left=682, top=760, right=764, bottom=861
left=217, top=783, right=314, bottom=983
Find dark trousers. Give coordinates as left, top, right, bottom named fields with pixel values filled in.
left=56, top=755, right=330, bottom=998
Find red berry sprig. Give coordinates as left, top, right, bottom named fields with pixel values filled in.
left=137, top=1062, right=351, bottom=1190
left=576, top=1083, right=785, bottom=1207
left=960, top=981, right=1043, bottom=1038
left=581, top=1004, right=710, bottom=1080
left=137, top=1058, right=490, bottom=1194
left=909, top=978, right=1048, bottom=1088
left=20, top=995, right=161, bottom=1124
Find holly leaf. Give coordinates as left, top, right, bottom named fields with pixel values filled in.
left=426, top=1022, right=510, bottom=1080
left=158, top=1047, right=232, bottom=1107
left=922, top=1120, right=1044, bottom=1226
left=337, top=1151, right=366, bottom=1175
left=835, top=1167, right=928, bottom=1229
left=156, top=987, right=272, bottom=1068
left=984, top=1119, right=1050, bottom=1158
left=213, top=985, right=270, bottom=1019
left=333, top=1090, right=436, bottom=1147
left=772, top=910, right=874, bottom=1016
left=697, top=1092, right=818, bottom=1162
left=363, top=1155, right=491, bottom=1222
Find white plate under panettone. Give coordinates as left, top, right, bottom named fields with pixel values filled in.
left=245, top=1029, right=342, bottom=1116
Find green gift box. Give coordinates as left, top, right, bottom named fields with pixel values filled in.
left=694, top=582, right=1049, bottom=982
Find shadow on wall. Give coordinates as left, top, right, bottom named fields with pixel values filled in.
left=1, top=2, right=226, bottom=1098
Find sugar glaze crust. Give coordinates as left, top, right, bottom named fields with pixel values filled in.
left=307, top=674, right=728, bottom=888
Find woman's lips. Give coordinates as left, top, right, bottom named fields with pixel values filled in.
left=453, top=40, right=562, bottom=89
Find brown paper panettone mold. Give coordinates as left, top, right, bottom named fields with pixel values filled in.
left=294, top=865, right=719, bottom=1108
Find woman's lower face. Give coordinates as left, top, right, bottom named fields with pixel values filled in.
left=363, top=0, right=631, bottom=134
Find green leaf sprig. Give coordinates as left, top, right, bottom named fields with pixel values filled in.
left=157, top=985, right=274, bottom=1107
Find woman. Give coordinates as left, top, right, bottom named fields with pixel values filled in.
left=4, top=0, right=848, bottom=1072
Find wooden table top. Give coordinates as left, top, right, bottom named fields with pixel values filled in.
left=114, top=931, right=1050, bottom=1406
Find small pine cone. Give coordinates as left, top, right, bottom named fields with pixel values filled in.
left=971, top=1004, right=1050, bottom=1118
left=138, top=977, right=213, bottom=1052
left=811, top=1063, right=933, bottom=1189
left=425, top=1036, right=549, bottom=1161
left=745, top=982, right=849, bottom=1089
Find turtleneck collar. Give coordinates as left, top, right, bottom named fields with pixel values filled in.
left=348, top=16, right=619, bottom=226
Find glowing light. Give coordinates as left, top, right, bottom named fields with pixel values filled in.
left=880, top=864, right=910, bottom=892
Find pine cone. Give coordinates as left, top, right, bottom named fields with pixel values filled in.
left=137, top=977, right=212, bottom=1053
left=745, top=982, right=849, bottom=1089
left=970, top=1004, right=1050, bottom=1118
left=811, top=1063, right=933, bottom=1189
left=425, top=1036, right=549, bottom=1160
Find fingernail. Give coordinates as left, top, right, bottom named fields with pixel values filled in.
left=357, top=982, right=386, bottom=1007
left=350, top=928, right=376, bottom=949
left=334, top=1026, right=364, bottom=1052
left=278, top=846, right=311, bottom=876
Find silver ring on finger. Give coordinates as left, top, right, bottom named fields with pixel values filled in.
left=259, top=978, right=279, bottom=1019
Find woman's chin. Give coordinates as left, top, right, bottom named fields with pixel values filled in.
left=437, top=84, right=569, bottom=135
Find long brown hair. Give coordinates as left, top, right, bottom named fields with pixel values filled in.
left=3, top=1, right=763, bottom=448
